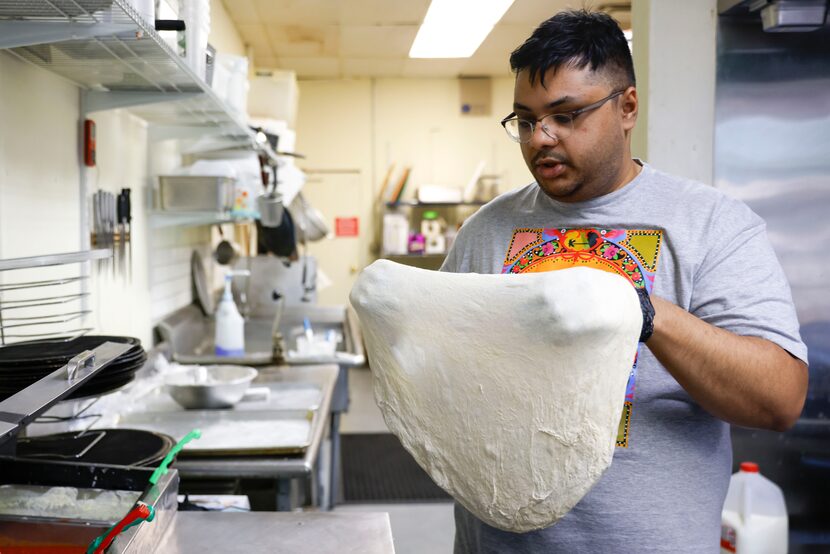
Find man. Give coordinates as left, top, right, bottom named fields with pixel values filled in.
left=441, top=10, right=808, bottom=553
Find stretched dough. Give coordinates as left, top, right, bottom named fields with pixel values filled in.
left=349, top=260, right=642, bottom=532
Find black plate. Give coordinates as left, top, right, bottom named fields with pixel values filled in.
left=68, top=373, right=137, bottom=399
left=0, top=336, right=141, bottom=366
left=0, top=354, right=146, bottom=400
left=0, top=343, right=144, bottom=371
left=0, top=351, right=145, bottom=383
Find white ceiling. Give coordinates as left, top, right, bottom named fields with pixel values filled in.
left=222, top=0, right=632, bottom=79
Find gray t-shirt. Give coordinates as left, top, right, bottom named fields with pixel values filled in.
left=441, top=162, right=807, bottom=554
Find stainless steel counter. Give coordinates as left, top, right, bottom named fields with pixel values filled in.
left=169, top=364, right=338, bottom=510
left=171, top=364, right=338, bottom=479
left=154, top=511, right=396, bottom=554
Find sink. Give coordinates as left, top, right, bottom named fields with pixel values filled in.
left=156, top=304, right=364, bottom=369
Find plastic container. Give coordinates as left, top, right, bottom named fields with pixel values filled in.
left=181, top=0, right=211, bottom=80
left=214, top=274, right=244, bottom=357
left=721, top=462, right=788, bottom=554
left=382, top=213, right=409, bottom=255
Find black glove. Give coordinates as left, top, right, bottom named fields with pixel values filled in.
left=636, top=287, right=655, bottom=343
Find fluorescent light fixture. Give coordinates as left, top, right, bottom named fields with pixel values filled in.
left=409, top=0, right=515, bottom=58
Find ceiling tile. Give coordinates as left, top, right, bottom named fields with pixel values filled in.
left=236, top=23, right=274, bottom=54
left=278, top=57, right=341, bottom=78
left=222, top=0, right=259, bottom=24
left=265, top=25, right=340, bottom=57
left=254, top=0, right=339, bottom=24
left=336, top=0, right=430, bottom=25
left=460, top=57, right=513, bottom=78
left=342, top=58, right=405, bottom=77
left=340, top=25, right=418, bottom=58
left=254, top=56, right=281, bottom=69
left=222, top=0, right=632, bottom=79
left=474, top=24, right=534, bottom=57
left=500, top=0, right=579, bottom=25
left=402, top=58, right=466, bottom=78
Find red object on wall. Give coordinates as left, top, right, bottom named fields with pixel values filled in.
left=83, top=119, right=96, bottom=167
left=335, top=217, right=359, bottom=237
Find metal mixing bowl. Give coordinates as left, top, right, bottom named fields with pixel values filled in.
left=165, top=365, right=258, bottom=410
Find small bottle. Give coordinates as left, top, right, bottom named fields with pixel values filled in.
left=215, top=274, right=244, bottom=356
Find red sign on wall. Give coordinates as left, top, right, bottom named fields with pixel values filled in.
left=335, top=217, right=359, bottom=237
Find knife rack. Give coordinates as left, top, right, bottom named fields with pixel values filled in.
left=0, top=250, right=110, bottom=345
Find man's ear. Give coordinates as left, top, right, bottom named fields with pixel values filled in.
left=621, top=86, right=638, bottom=131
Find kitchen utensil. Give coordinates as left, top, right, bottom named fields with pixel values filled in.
left=165, top=365, right=258, bottom=409
left=289, top=192, right=329, bottom=243
left=256, top=210, right=297, bottom=258
left=190, top=250, right=214, bottom=316
left=89, top=502, right=154, bottom=554
left=158, top=176, right=235, bottom=212
left=214, top=226, right=238, bottom=266
left=257, top=191, right=285, bottom=227
left=117, top=188, right=132, bottom=281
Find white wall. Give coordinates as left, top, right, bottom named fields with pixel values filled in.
left=0, top=53, right=81, bottom=260
left=631, top=0, right=718, bottom=184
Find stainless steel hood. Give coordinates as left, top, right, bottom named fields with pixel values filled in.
left=719, top=0, right=829, bottom=31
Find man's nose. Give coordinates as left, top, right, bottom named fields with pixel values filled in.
left=529, top=122, right=559, bottom=149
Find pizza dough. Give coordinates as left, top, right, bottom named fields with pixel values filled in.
left=349, top=260, right=642, bottom=532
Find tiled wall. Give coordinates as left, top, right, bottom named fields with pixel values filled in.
left=147, top=226, right=213, bottom=323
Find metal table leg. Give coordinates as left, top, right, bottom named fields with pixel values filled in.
left=328, top=411, right=341, bottom=510
left=276, top=478, right=294, bottom=511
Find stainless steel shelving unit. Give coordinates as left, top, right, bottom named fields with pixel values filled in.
left=0, top=0, right=277, bottom=161
left=0, top=0, right=278, bottom=233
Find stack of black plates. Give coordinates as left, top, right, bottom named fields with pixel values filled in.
left=0, top=335, right=146, bottom=401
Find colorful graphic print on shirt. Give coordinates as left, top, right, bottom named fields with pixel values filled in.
left=501, top=228, right=663, bottom=448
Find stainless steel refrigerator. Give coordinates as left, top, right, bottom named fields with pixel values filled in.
left=716, top=1, right=830, bottom=547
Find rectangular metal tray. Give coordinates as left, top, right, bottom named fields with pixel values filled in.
left=110, top=409, right=314, bottom=456
left=158, top=175, right=235, bottom=212
left=136, top=382, right=322, bottom=413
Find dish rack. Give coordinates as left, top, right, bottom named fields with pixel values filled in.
left=0, top=250, right=110, bottom=346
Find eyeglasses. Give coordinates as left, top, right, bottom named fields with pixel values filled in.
left=500, top=90, right=625, bottom=144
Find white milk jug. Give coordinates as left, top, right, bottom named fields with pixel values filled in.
left=721, top=462, right=788, bottom=554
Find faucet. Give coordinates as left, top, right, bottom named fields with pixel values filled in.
left=271, top=289, right=286, bottom=363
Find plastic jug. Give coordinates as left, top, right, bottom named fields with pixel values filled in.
left=721, top=462, right=788, bottom=554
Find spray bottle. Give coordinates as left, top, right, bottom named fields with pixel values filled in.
left=215, top=270, right=248, bottom=357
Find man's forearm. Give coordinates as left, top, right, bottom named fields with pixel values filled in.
left=645, top=296, right=808, bottom=431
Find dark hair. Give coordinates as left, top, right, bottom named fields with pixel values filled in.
left=509, top=9, right=635, bottom=89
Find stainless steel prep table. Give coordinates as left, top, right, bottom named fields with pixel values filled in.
left=155, top=511, right=395, bottom=553
left=133, top=364, right=338, bottom=510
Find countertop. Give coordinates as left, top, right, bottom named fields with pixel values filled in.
left=168, top=363, right=339, bottom=478
left=153, top=511, right=396, bottom=553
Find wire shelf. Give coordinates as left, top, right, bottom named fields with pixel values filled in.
left=0, top=0, right=278, bottom=161
left=0, top=250, right=109, bottom=346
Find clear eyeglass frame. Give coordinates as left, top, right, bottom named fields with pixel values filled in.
left=500, top=90, right=625, bottom=144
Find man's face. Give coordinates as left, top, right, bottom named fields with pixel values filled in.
left=512, top=65, right=636, bottom=203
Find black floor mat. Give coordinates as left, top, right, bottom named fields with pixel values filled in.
left=341, top=433, right=452, bottom=503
